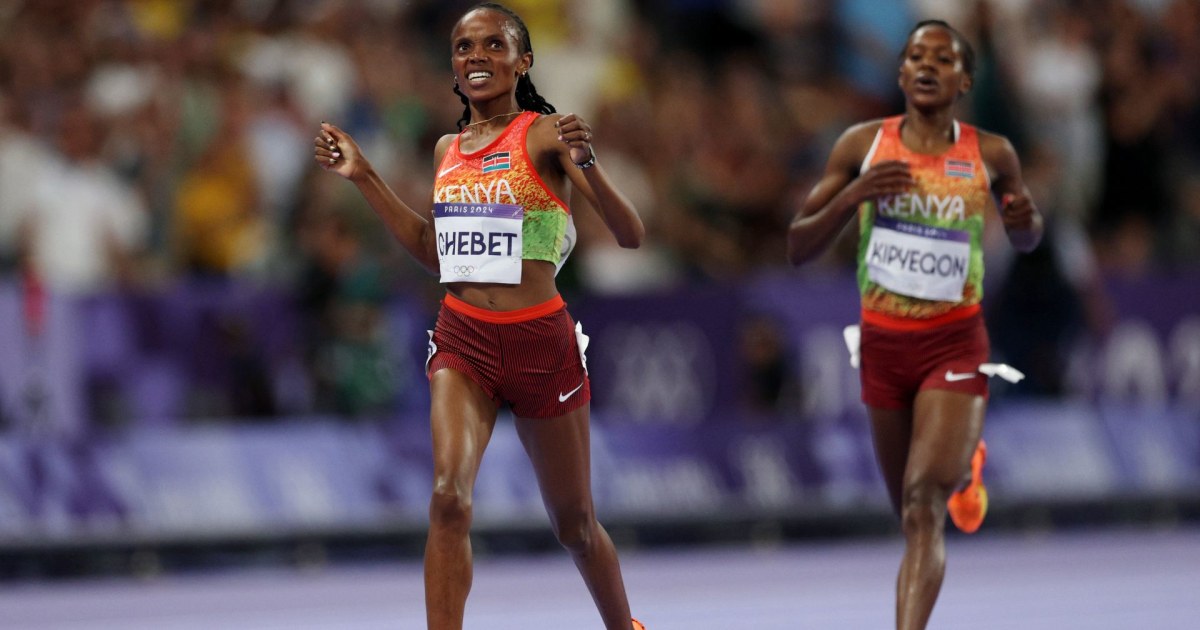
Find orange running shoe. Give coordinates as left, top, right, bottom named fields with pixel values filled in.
left=947, top=439, right=988, bottom=533
left=632, top=619, right=647, bottom=630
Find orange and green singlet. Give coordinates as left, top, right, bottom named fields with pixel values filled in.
left=432, top=111, right=576, bottom=284
left=857, top=116, right=993, bottom=329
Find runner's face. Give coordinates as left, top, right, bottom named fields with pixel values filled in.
left=898, top=26, right=970, bottom=109
left=451, top=9, right=530, bottom=103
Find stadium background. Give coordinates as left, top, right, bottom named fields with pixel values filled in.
left=0, top=0, right=1197, bottom=602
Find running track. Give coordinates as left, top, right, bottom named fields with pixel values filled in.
left=2, top=528, right=1196, bottom=629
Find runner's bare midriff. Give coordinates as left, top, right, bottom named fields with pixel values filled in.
left=446, top=259, right=559, bottom=311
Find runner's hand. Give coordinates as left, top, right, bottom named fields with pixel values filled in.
left=555, top=113, right=594, bottom=166
left=315, top=122, right=367, bottom=181
left=845, top=160, right=915, bottom=205
left=999, top=193, right=1037, bottom=232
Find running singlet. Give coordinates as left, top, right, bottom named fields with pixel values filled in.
left=432, top=111, right=576, bottom=284
left=856, top=116, right=992, bottom=325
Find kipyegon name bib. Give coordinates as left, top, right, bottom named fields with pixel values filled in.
left=434, top=202, right=523, bottom=284
left=865, top=216, right=970, bottom=302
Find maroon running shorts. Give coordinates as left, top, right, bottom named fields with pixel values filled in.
left=859, top=311, right=990, bottom=410
left=426, top=293, right=590, bottom=419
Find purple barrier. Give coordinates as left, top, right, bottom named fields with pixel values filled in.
left=1104, top=273, right=1200, bottom=337
left=571, top=287, right=743, bottom=425
left=1, top=402, right=1196, bottom=543
left=0, top=280, right=435, bottom=431
left=3, top=272, right=1196, bottom=433
left=1071, top=274, right=1200, bottom=405
left=569, top=274, right=865, bottom=426
left=0, top=283, right=86, bottom=437
left=587, top=412, right=886, bottom=517
left=0, top=274, right=1198, bottom=544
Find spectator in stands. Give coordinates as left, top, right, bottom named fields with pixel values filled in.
left=0, top=93, right=53, bottom=276
left=172, top=81, right=269, bottom=278
left=18, top=97, right=148, bottom=295
left=295, top=208, right=395, bottom=417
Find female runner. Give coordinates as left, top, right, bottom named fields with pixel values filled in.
left=787, top=20, right=1043, bottom=629
left=315, top=4, right=647, bottom=629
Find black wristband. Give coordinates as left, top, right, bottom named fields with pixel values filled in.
left=574, top=147, right=596, bottom=169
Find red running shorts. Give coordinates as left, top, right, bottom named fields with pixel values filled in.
left=859, top=311, right=990, bottom=410
left=427, top=293, right=590, bottom=419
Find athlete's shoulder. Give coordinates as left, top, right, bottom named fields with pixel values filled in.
left=434, top=133, right=459, bottom=166
left=839, top=118, right=891, bottom=152
left=974, top=127, right=1016, bottom=156
left=842, top=118, right=888, bottom=143
left=523, top=112, right=561, bottom=145
left=525, top=111, right=558, bottom=132
left=973, top=128, right=1020, bottom=175
left=524, top=113, right=573, bottom=172
left=828, top=119, right=887, bottom=169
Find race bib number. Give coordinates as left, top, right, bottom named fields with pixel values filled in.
left=434, top=203, right=523, bottom=284
left=865, top=216, right=970, bottom=301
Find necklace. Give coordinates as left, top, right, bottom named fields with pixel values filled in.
left=466, top=110, right=522, bottom=129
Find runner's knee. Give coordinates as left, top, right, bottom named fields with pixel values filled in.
left=429, top=481, right=473, bottom=532
left=900, top=479, right=949, bottom=534
left=550, top=507, right=594, bottom=553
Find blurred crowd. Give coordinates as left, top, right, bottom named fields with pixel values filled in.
left=0, top=0, right=1198, bottom=418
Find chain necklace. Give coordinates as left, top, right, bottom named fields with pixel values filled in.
left=465, top=110, right=522, bottom=130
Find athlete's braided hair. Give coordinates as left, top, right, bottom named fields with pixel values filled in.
left=900, top=19, right=976, bottom=78
left=453, top=3, right=556, bottom=131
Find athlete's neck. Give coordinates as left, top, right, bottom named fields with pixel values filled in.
left=467, top=100, right=524, bottom=133
left=900, top=109, right=957, bottom=153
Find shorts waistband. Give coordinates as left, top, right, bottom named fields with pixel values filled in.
left=861, top=304, right=981, bottom=331
left=443, top=293, right=565, bottom=324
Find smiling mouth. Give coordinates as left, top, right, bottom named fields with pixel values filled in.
left=915, top=75, right=938, bottom=90
left=466, top=71, right=493, bottom=85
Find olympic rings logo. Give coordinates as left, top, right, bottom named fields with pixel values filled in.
left=452, top=265, right=476, bottom=277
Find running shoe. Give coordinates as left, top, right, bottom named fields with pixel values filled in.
left=632, top=618, right=647, bottom=630
left=947, top=439, right=988, bottom=533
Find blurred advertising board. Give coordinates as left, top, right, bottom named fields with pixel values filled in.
left=0, top=273, right=1197, bottom=544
